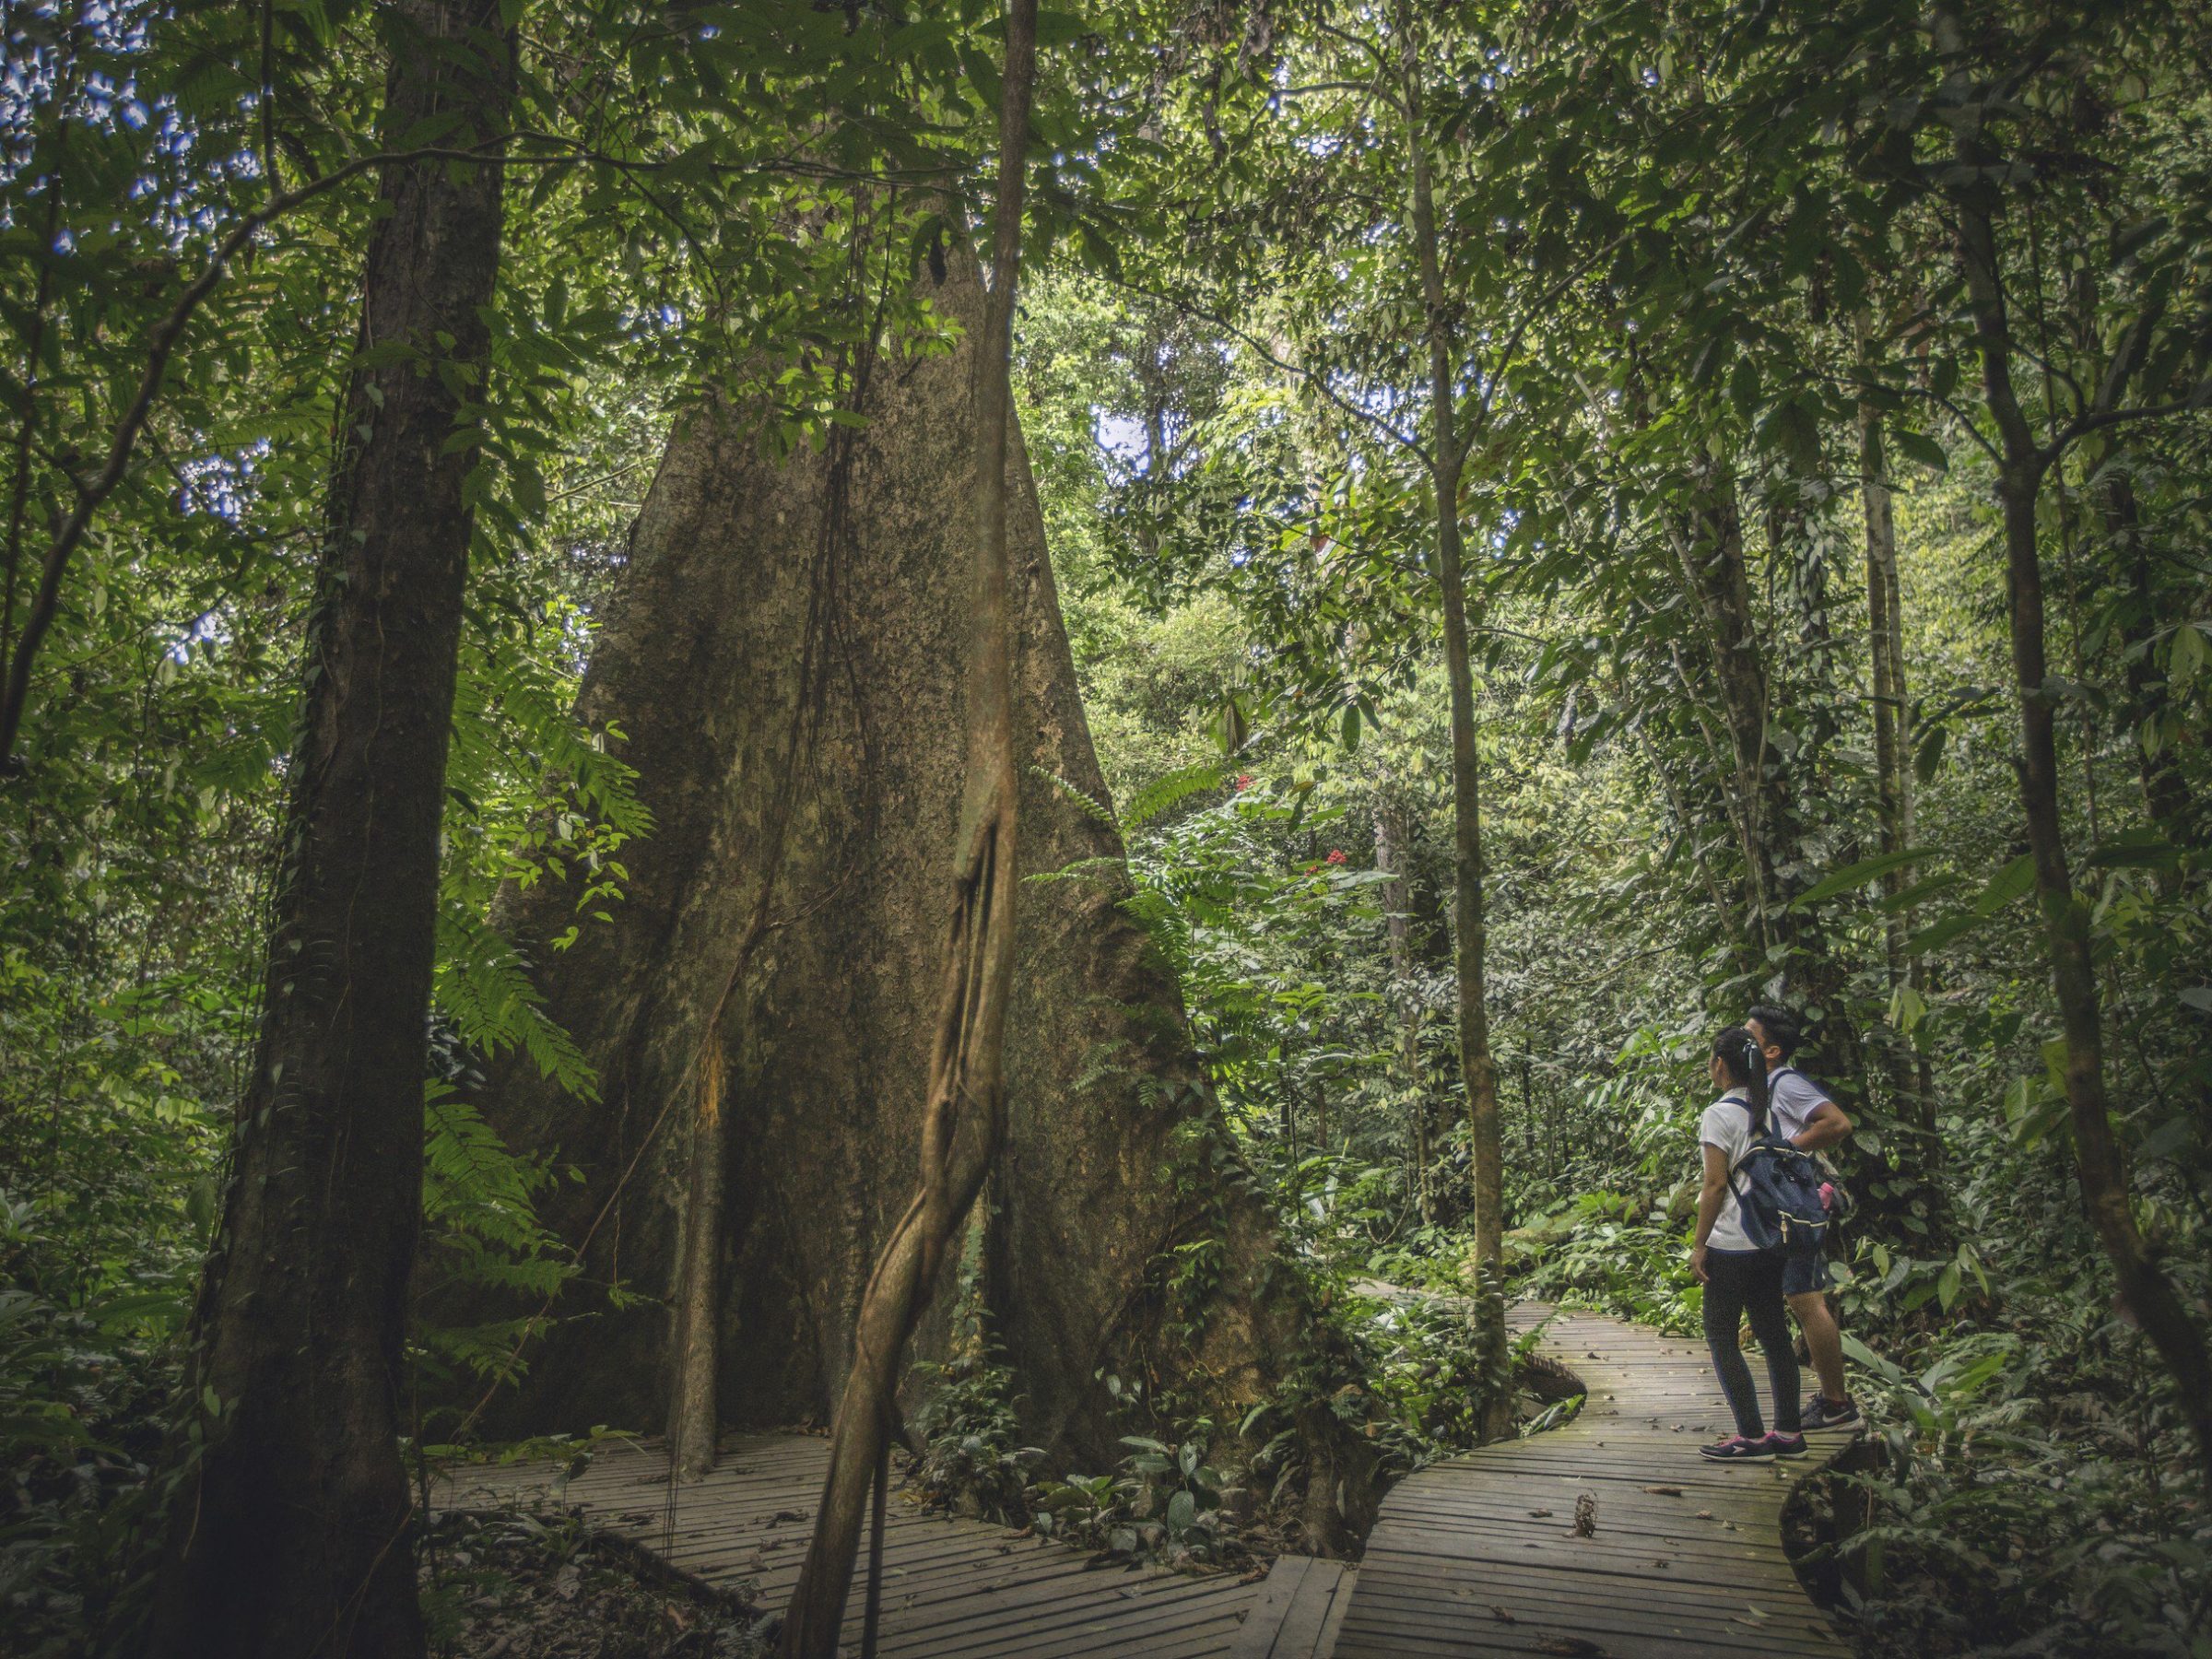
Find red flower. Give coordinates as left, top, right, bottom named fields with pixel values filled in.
left=1235, top=773, right=1253, bottom=792
left=1325, top=848, right=1347, bottom=865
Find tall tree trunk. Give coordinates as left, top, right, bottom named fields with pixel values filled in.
left=1671, top=469, right=1791, bottom=958
left=147, top=6, right=513, bottom=1654
left=1402, top=18, right=1508, bottom=1436
left=1947, top=72, right=2212, bottom=1495
left=1859, top=381, right=1935, bottom=1137
left=778, top=8, right=1037, bottom=1647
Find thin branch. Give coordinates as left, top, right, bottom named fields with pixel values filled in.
left=1106, top=275, right=1432, bottom=464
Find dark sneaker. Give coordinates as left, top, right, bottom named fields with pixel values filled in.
left=1802, top=1394, right=1862, bottom=1430
left=1700, top=1434, right=1775, bottom=1463
left=1761, top=1431, right=1808, bottom=1458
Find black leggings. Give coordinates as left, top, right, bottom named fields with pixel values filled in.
left=1701, top=1248, right=1801, bottom=1437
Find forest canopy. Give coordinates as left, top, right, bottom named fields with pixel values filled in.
left=2, top=1, right=2208, bottom=1655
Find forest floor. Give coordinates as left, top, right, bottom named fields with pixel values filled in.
left=419, top=1509, right=769, bottom=1659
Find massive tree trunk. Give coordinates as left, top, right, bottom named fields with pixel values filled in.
left=780, top=12, right=1037, bottom=1647
left=464, top=235, right=1369, bottom=1542
left=147, top=6, right=514, bottom=1654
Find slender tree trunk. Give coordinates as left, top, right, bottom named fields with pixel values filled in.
left=776, top=6, right=1036, bottom=1650
left=1947, top=83, right=2212, bottom=1496
left=1859, top=379, right=1935, bottom=1136
left=2104, top=476, right=2195, bottom=850
left=145, top=6, right=514, bottom=1654
left=1401, top=19, right=1508, bottom=1436
left=1373, top=790, right=1430, bottom=1218
left=1672, top=470, right=1788, bottom=954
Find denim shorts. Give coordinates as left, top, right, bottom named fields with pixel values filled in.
left=1783, top=1245, right=1831, bottom=1297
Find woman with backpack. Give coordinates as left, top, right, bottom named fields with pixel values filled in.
left=1688, top=1026, right=1810, bottom=1462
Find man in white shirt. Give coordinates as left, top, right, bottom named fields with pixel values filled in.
left=1747, top=1003, right=1862, bottom=1430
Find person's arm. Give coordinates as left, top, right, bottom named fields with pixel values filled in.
left=1792, top=1097, right=1853, bottom=1153
left=1691, top=1141, right=1730, bottom=1283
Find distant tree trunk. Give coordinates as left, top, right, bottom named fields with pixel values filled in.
left=2104, top=476, right=2195, bottom=853
left=147, top=6, right=513, bottom=1654
left=1402, top=15, right=1508, bottom=1437
left=1372, top=789, right=1430, bottom=1218
left=1947, top=71, right=2212, bottom=1496
left=1671, top=469, right=1791, bottom=956
left=1858, top=382, right=1936, bottom=1137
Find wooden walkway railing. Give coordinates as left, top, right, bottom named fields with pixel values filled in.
left=432, top=1298, right=1851, bottom=1658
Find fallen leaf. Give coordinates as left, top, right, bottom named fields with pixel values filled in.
left=1490, top=1605, right=1517, bottom=1623
left=1694, top=1510, right=1713, bottom=1520
left=1534, top=1638, right=1608, bottom=1657
left=1527, top=1508, right=1553, bottom=1518
left=1640, top=1485, right=1685, bottom=1496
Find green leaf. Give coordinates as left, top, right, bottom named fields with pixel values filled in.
left=1902, top=855, right=2033, bottom=955
left=1891, top=429, right=1947, bottom=472
left=2171, top=622, right=2205, bottom=686
left=1166, top=1490, right=1196, bottom=1536
left=1792, top=847, right=1936, bottom=909
left=1912, top=723, right=1947, bottom=785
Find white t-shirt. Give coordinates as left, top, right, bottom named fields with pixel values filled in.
left=1767, top=1066, right=1835, bottom=1145
left=1698, top=1089, right=1758, bottom=1253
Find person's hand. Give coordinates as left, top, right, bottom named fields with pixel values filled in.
left=1690, top=1243, right=1710, bottom=1284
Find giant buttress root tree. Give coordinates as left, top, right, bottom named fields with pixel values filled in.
left=462, top=209, right=1373, bottom=1548
left=780, top=4, right=1037, bottom=1647
left=146, top=4, right=515, bottom=1654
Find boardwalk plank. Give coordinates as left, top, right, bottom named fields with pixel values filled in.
left=430, top=1298, right=1850, bottom=1659
left=1332, top=1295, right=1850, bottom=1659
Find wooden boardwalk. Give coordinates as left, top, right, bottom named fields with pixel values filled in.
left=1332, top=1299, right=1853, bottom=1659
left=434, top=1297, right=1848, bottom=1658
left=433, top=1430, right=1288, bottom=1657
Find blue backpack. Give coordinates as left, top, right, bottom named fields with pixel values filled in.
left=1727, top=1103, right=1832, bottom=1253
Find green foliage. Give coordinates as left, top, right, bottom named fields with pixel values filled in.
left=2, top=0, right=2209, bottom=1648
left=1030, top=1430, right=1244, bottom=1569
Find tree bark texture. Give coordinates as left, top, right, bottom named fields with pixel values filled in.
left=462, top=241, right=1364, bottom=1535
left=147, top=6, right=514, bottom=1655
left=779, top=8, right=1035, bottom=1647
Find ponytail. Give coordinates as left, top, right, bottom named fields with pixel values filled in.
left=1712, top=1025, right=1770, bottom=1130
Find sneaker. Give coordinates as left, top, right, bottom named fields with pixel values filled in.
left=1802, top=1394, right=1862, bottom=1430
left=1700, top=1434, right=1775, bottom=1463
left=1761, top=1430, right=1808, bottom=1458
